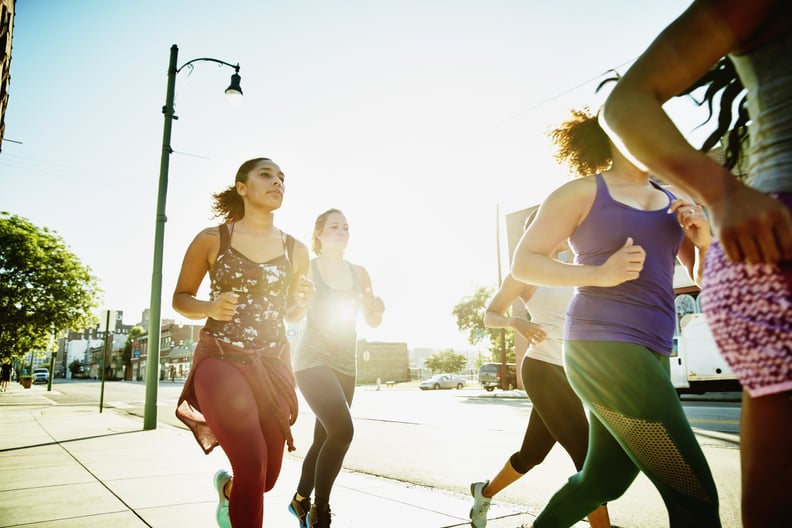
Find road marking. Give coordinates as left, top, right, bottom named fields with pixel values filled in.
left=108, top=401, right=133, bottom=409
left=688, top=418, right=739, bottom=425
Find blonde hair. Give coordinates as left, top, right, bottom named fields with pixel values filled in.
left=311, top=208, right=344, bottom=255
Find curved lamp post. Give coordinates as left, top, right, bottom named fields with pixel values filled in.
left=144, top=44, right=242, bottom=430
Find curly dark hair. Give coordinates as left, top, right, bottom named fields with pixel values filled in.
left=211, top=157, right=273, bottom=222
left=548, top=107, right=612, bottom=178
left=678, top=57, right=749, bottom=174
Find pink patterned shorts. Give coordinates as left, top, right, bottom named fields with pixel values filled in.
left=699, top=194, right=792, bottom=397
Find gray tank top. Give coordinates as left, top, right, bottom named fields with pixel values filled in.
left=730, top=32, right=792, bottom=193
left=293, top=259, right=362, bottom=376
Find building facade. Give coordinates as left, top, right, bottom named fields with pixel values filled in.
left=0, top=0, right=15, bottom=152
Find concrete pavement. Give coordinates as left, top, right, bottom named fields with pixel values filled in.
left=0, top=382, right=541, bottom=528
left=1, top=382, right=741, bottom=527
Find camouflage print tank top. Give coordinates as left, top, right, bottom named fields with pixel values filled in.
left=203, top=223, right=294, bottom=350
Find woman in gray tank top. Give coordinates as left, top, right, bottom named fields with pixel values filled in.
left=601, top=2, right=792, bottom=526
left=288, top=209, right=385, bottom=528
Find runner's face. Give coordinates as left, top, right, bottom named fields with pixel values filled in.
left=317, top=212, right=349, bottom=252
left=237, top=160, right=285, bottom=209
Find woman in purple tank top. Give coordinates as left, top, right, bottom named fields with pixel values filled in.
left=512, top=109, right=720, bottom=527
left=601, top=2, right=792, bottom=526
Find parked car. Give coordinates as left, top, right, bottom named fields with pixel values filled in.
left=32, top=367, right=50, bottom=384
left=479, top=362, right=517, bottom=391
left=419, top=374, right=466, bottom=390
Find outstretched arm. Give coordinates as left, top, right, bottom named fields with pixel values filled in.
left=601, top=0, right=792, bottom=263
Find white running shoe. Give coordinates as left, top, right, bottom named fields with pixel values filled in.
left=214, top=470, right=232, bottom=528
left=469, top=481, right=491, bottom=528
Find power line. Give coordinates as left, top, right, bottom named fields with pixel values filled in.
left=495, top=57, right=637, bottom=127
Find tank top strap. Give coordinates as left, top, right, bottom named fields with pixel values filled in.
left=594, top=173, right=609, bottom=201
left=307, top=259, right=360, bottom=293
left=595, top=173, right=677, bottom=205
left=283, top=232, right=295, bottom=265
left=650, top=178, right=677, bottom=201
left=348, top=261, right=362, bottom=293
left=309, top=258, right=325, bottom=288
left=218, top=223, right=232, bottom=254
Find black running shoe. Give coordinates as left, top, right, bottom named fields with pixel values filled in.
left=288, top=494, right=311, bottom=528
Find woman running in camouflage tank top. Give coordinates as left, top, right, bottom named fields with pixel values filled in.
left=173, top=158, right=315, bottom=528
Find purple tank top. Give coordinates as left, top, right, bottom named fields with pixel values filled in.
left=565, top=174, right=683, bottom=355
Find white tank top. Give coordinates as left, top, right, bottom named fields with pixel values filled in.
left=523, top=285, right=575, bottom=367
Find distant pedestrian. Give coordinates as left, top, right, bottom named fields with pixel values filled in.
left=513, top=107, right=720, bottom=527
left=173, top=157, right=314, bottom=528
left=600, top=2, right=792, bottom=525
left=1, top=359, right=11, bottom=392
left=469, top=212, right=610, bottom=528
left=289, top=208, right=385, bottom=528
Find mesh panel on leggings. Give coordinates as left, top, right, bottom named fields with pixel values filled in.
left=592, top=402, right=713, bottom=503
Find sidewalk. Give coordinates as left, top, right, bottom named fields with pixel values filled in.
left=0, top=382, right=540, bottom=528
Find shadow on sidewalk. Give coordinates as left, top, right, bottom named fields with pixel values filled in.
left=0, top=429, right=141, bottom=453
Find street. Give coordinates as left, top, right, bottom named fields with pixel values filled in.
left=38, top=379, right=742, bottom=527
left=35, top=379, right=740, bottom=526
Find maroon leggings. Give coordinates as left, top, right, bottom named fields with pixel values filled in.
left=194, top=358, right=286, bottom=527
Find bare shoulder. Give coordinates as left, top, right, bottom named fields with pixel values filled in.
left=349, top=262, right=373, bottom=283
left=190, top=225, right=221, bottom=248
left=290, top=237, right=310, bottom=258
left=544, top=176, right=597, bottom=208
left=199, top=225, right=221, bottom=238
left=348, top=262, right=369, bottom=276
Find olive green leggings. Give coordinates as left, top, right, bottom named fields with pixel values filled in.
left=533, top=341, right=721, bottom=528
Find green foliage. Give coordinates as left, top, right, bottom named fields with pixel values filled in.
left=68, top=359, right=82, bottom=376
left=122, top=325, right=146, bottom=374
left=0, top=213, right=101, bottom=360
left=452, top=285, right=515, bottom=363
left=424, top=349, right=467, bottom=374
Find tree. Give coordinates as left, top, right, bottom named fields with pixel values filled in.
left=424, top=349, right=467, bottom=374
left=452, top=285, right=515, bottom=364
left=122, top=325, right=146, bottom=380
left=68, top=359, right=82, bottom=378
left=0, top=213, right=100, bottom=360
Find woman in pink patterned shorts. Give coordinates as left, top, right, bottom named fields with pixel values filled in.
left=600, top=2, right=792, bottom=526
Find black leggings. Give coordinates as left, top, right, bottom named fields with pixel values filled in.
left=295, top=365, right=356, bottom=504
left=510, top=357, right=590, bottom=473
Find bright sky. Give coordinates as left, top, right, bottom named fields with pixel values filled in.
left=2, top=0, right=706, bottom=351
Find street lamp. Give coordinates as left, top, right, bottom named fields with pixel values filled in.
left=144, top=44, right=243, bottom=430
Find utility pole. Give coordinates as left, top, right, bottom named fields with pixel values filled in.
left=496, top=204, right=508, bottom=390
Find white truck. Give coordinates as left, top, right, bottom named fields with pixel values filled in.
left=670, top=312, right=741, bottom=394
left=670, top=265, right=741, bottom=394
